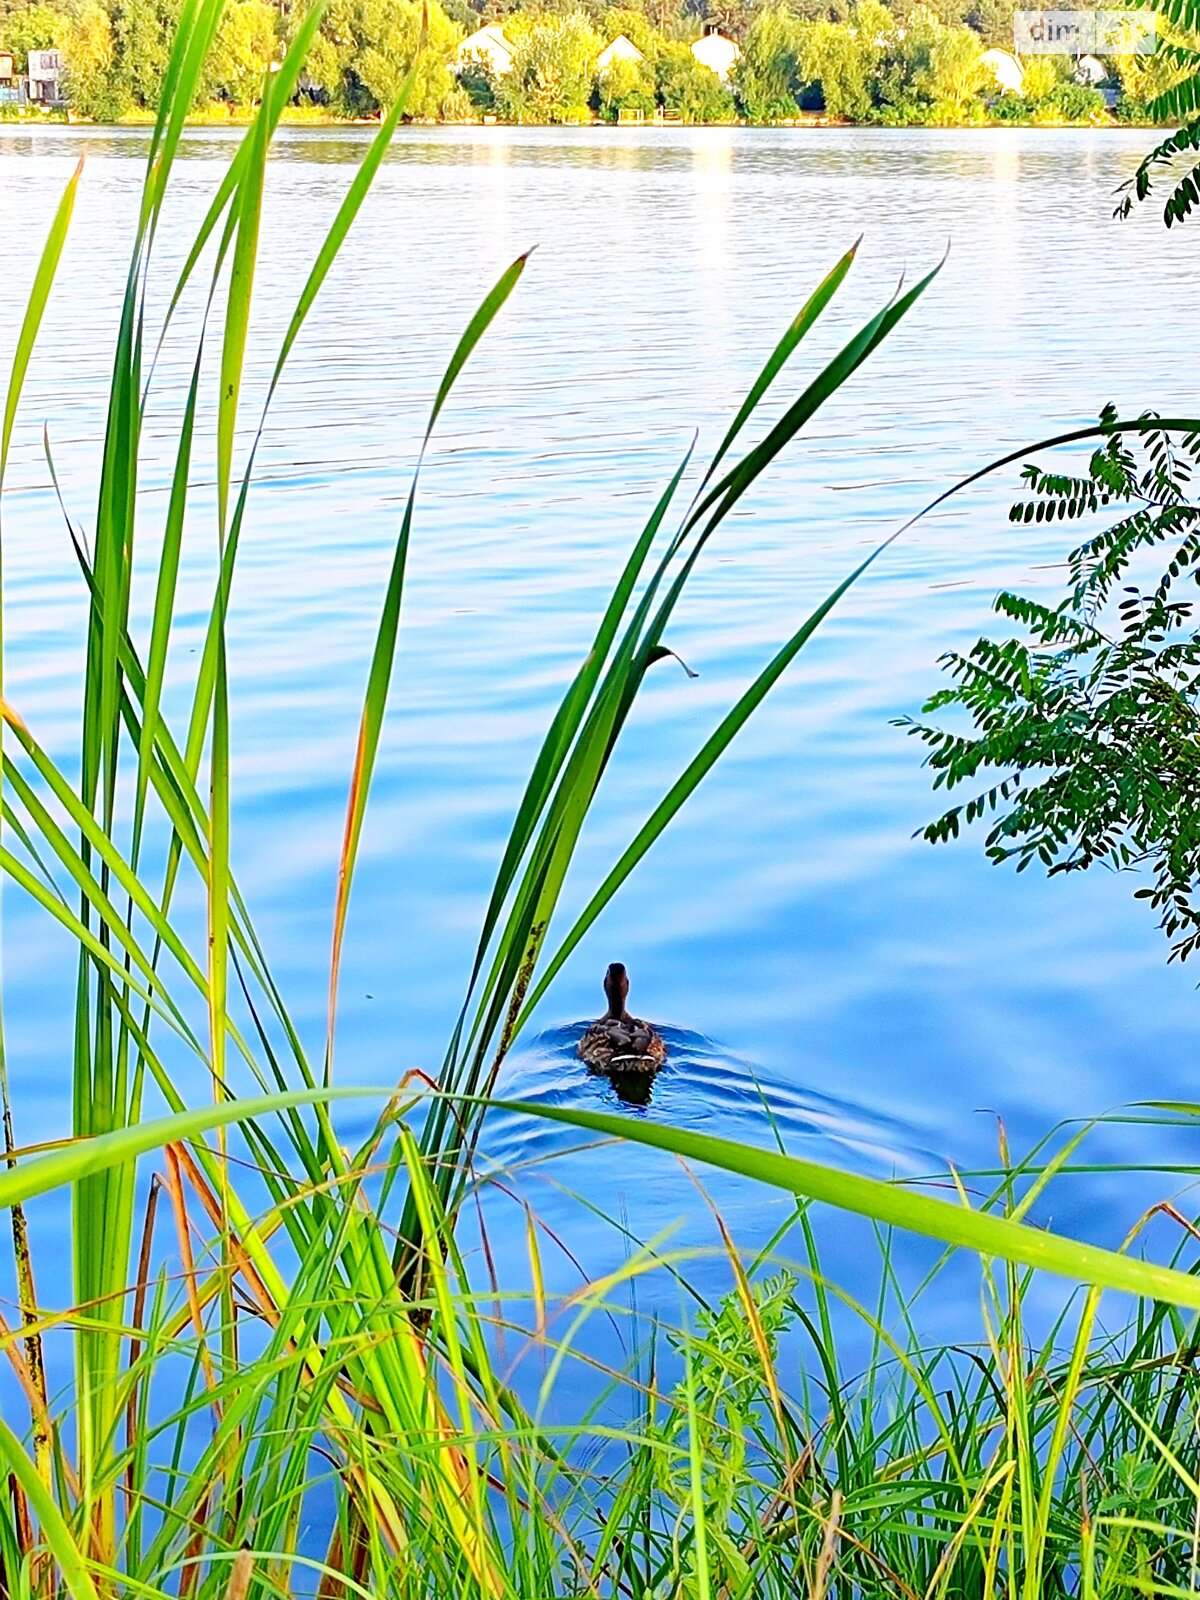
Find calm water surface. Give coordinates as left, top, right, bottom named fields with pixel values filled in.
left=1, top=124, right=1199, bottom=1322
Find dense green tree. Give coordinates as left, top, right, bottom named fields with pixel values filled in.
left=0, top=0, right=67, bottom=67
left=61, top=0, right=119, bottom=115
left=108, top=0, right=180, bottom=108
left=596, top=51, right=656, bottom=115
left=494, top=10, right=599, bottom=120
left=734, top=3, right=801, bottom=118
left=795, top=3, right=884, bottom=119
left=654, top=38, right=735, bottom=117
left=297, top=0, right=463, bottom=116
left=203, top=0, right=277, bottom=103
left=871, top=3, right=985, bottom=122
left=600, top=4, right=662, bottom=52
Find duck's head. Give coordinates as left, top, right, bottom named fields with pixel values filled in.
left=604, top=961, right=630, bottom=1019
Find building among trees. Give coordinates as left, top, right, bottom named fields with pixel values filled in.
left=691, top=27, right=741, bottom=81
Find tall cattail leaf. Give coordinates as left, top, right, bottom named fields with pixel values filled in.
left=702, top=237, right=860, bottom=487
left=134, top=345, right=203, bottom=861
left=1, top=160, right=82, bottom=496
left=325, top=254, right=529, bottom=1078
left=152, top=0, right=332, bottom=379
left=514, top=542, right=891, bottom=1040
left=0, top=156, right=82, bottom=1487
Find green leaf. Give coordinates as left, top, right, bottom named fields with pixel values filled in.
left=494, top=1099, right=1200, bottom=1312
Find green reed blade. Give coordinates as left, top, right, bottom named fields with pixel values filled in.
left=514, top=540, right=888, bottom=1037
left=496, top=1099, right=1200, bottom=1312
left=1, top=160, right=82, bottom=496
left=0, top=1089, right=377, bottom=1212
left=687, top=261, right=942, bottom=551
left=327, top=253, right=528, bottom=1076
left=0, top=150, right=82, bottom=1494
left=140, top=0, right=228, bottom=241
left=702, top=237, right=860, bottom=488
left=152, top=0, right=331, bottom=371
left=0, top=1415, right=98, bottom=1600
left=895, top=415, right=1200, bottom=541
left=268, top=50, right=422, bottom=400
left=133, top=345, right=202, bottom=865
left=454, top=442, right=695, bottom=1036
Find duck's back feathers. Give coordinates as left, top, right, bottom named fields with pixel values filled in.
left=578, top=1014, right=666, bottom=1074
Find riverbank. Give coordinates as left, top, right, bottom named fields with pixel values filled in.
left=0, top=102, right=1167, bottom=128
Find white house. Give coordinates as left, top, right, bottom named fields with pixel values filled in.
left=455, top=24, right=515, bottom=77
left=597, top=34, right=645, bottom=70
left=690, top=28, right=740, bottom=80
left=1075, top=53, right=1107, bottom=84
left=26, top=48, right=65, bottom=104
left=980, top=47, right=1024, bottom=93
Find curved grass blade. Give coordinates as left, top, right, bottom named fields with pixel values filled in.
left=0, top=1415, right=98, bottom=1600
left=1, top=158, right=82, bottom=495
left=0, top=152, right=83, bottom=1491
left=0, top=1088, right=379, bottom=1212
left=496, top=1099, right=1200, bottom=1313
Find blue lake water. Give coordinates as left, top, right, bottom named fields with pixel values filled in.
left=1, top=123, right=1199, bottom=1329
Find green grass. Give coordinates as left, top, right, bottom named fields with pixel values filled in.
left=4, top=4, right=1200, bottom=1596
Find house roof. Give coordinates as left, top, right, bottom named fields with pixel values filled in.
left=980, top=47, right=1024, bottom=92
left=598, top=34, right=645, bottom=68
left=457, top=24, right=514, bottom=65
left=690, top=31, right=740, bottom=79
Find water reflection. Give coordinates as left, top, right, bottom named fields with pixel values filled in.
left=601, top=1065, right=657, bottom=1105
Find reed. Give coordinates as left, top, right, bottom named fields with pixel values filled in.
left=4, top=3, right=1200, bottom=1596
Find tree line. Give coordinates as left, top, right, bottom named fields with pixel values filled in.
left=0, top=0, right=1179, bottom=123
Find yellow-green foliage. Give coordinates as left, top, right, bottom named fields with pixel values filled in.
left=60, top=0, right=116, bottom=116
left=204, top=0, right=276, bottom=104
left=734, top=3, right=803, bottom=120
left=597, top=51, right=656, bottom=118
left=495, top=10, right=600, bottom=122
left=0, top=0, right=62, bottom=68
left=300, top=0, right=465, bottom=116
left=1021, top=53, right=1060, bottom=102
left=795, top=1, right=888, bottom=119
left=654, top=39, right=736, bottom=120
left=601, top=4, right=661, bottom=57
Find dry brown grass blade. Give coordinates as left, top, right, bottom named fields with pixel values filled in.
left=125, top=1173, right=162, bottom=1520
left=177, top=1491, right=212, bottom=1600
left=810, top=1487, right=842, bottom=1600
left=164, top=1146, right=218, bottom=1399
left=223, top=1547, right=254, bottom=1600
left=0, top=1308, right=70, bottom=1501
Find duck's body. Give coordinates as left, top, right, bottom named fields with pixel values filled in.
left=578, top=963, right=666, bottom=1075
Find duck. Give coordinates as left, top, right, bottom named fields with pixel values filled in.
left=578, top=963, right=667, bottom=1074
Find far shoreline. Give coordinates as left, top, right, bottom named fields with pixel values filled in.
left=0, top=110, right=1168, bottom=132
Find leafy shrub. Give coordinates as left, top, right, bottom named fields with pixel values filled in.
left=903, top=411, right=1200, bottom=961
left=734, top=3, right=803, bottom=120
left=794, top=5, right=883, bottom=120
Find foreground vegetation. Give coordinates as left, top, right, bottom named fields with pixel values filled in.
left=4, top=0, right=1200, bottom=1596
left=0, top=0, right=1186, bottom=125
